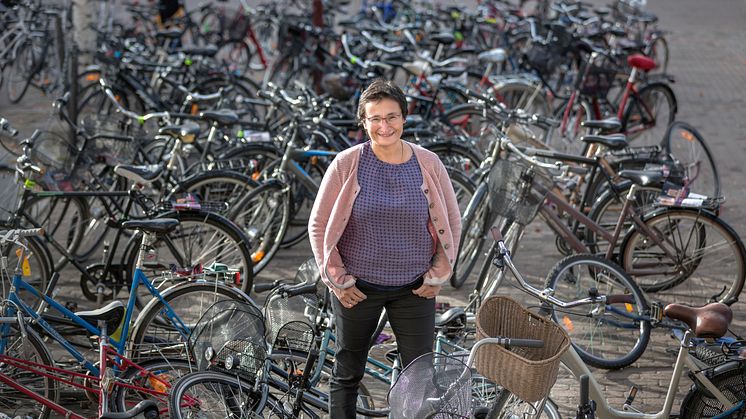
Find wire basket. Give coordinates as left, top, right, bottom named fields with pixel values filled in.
left=388, top=352, right=472, bottom=419
left=579, top=62, right=618, bottom=97
left=80, top=114, right=142, bottom=167
left=264, top=287, right=319, bottom=353
left=473, top=296, right=570, bottom=402
left=189, top=300, right=267, bottom=381
left=487, top=156, right=553, bottom=226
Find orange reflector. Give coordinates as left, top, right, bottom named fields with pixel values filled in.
left=191, top=104, right=199, bottom=115
left=234, top=272, right=241, bottom=286
left=85, top=74, right=100, bottom=82
left=251, top=172, right=260, bottom=181
left=562, top=316, right=574, bottom=332
left=252, top=250, right=265, bottom=263
left=625, top=303, right=634, bottom=312
left=311, top=156, right=318, bottom=165
left=149, top=374, right=170, bottom=393
left=681, top=130, right=695, bottom=142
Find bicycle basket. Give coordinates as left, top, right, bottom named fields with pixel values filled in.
left=387, top=352, right=472, bottom=419
left=264, top=287, right=319, bottom=353
left=473, top=296, right=570, bottom=402
left=579, top=62, right=618, bottom=97
left=524, top=44, right=561, bottom=76
left=80, top=114, right=142, bottom=167
left=189, top=300, right=267, bottom=381
left=487, top=156, right=553, bottom=226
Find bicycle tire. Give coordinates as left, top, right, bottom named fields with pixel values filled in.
left=486, top=390, right=562, bottom=419
left=451, top=182, right=489, bottom=288
left=267, top=350, right=378, bottom=417
left=664, top=121, right=720, bottom=199
left=620, top=208, right=746, bottom=306
left=169, top=370, right=266, bottom=418
left=679, top=361, right=746, bottom=419
left=6, top=39, right=38, bottom=103
left=128, top=282, right=252, bottom=361
left=112, top=357, right=194, bottom=413
left=621, top=81, right=677, bottom=149
left=585, top=182, right=662, bottom=255
left=490, top=80, right=552, bottom=117
left=423, top=141, right=483, bottom=180
left=544, top=254, right=651, bottom=370
left=123, top=210, right=254, bottom=304
left=0, top=326, right=58, bottom=419
left=170, top=169, right=259, bottom=218
left=229, top=180, right=291, bottom=276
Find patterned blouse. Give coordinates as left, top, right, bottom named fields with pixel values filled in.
left=337, top=142, right=433, bottom=287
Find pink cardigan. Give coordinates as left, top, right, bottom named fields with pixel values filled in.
left=308, top=141, right=462, bottom=289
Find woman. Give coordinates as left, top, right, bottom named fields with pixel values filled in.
left=309, top=79, right=462, bottom=417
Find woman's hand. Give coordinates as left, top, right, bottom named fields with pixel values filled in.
left=332, top=285, right=368, bottom=308
left=413, top=284, right=441, bottom=299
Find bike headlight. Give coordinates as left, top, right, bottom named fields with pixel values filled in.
left=204, top=347, right=215, bottom=362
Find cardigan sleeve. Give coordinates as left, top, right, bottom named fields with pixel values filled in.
left=308, top=157, right=356, bottom=289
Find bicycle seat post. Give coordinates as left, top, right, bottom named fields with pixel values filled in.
left=135, top=231, right=157, bottom=270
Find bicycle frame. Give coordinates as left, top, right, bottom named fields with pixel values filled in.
left=560, top=332, right=740, bottom=419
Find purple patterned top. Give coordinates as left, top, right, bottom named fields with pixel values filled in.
left=337, top=142, right=433, bottom=287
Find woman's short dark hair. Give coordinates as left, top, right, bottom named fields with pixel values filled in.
left=357, top=79, right=408, bottom=126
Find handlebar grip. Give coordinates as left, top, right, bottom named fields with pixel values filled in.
left=606, top=294, right=636, bottom=304
left=507, top=338, right=544, bottom=348
left=284, top=282, right=318, bottom=297
left=254, top=281, right=280, bottom=293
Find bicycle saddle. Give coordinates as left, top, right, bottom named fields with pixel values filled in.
left=200, top=109, right=240, bottom=126
left=178, top=45, right=218, bottom=57
left=101, top=400, right=159, bottom=419
left=431, top=32, right=456, bottom=45
left=432, top=67, right=466, bottom=77
left=581, top=117, right=621, bottom=133
left=435, top=307, right=467, bottom=328
left=155, top=28, right=183, bottom=39
left=158, top=121, right=201, bottom=143
left=122, top=218, right=180, bottom=234
left=617, top=169, right=667, bottom=186
left=114, top=164, right=163, bottom=185
left=627, top=54, right=657, bottom=72
left=75, top=300, right=126, bottom=333
left=478, top=48, right=507, bottom=64
left=580, top=134, right=628, bottom=150
left=663, top=303, right=732, bottom=339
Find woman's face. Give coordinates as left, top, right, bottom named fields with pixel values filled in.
left=363, top=98, right=404, bottom=148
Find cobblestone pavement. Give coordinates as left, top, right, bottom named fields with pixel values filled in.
left=1, top=0, right=745, bottom=417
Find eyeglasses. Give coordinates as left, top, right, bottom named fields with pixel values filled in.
left=366, top=114, right=403, bottom=126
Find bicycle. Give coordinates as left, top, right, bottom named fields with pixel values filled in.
left=454, top=128, right=744, bottom=313
left=0, top=225, right=250, bottom=417
left=486, top=227, right=746, bottom=419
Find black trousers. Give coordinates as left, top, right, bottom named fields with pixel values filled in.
left=330, top=281, right=435, bottom=418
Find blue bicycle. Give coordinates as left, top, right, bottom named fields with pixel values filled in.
left=0, top=222, right=251, bottom=418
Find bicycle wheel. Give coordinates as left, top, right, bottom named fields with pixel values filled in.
left=486, top=390, right=561, bottom=419
left=424, top=141, right=483, bottom=180
left=490, top=80, right=552, bottom=117
left=0, top=326, right=58, bottom=419
left=171, top=169, right=258, bottom=218
left=129, top=282, right=251, bottom=360
left=22, top=195, right=88, bottom=269
left=679, top=362, right=746, bottom=419
left=544, top=254, right=651, bottom=369
left=620, top=208, right=746, bottom=306
left=6, top=39, right=38, bottom=103
left=112, top=358, right=194, bottom=414
left=664, top=121, right=720, bottom=198
left=267, top=350, right=377, bottom=418
left=124, top=210, right=254, bottom=303
left=647, top=35, right=669, bottom=75
left=621, top=81, right=677, bottom=149
left=169, top=371, right=266, bottom=418
left=451, top=183, right=489, bottom=288
left=586, top=182, right=662, bottom=255
left=228, top=180, right=291, bottom=276
left=445, top=167, right=477, bottom=215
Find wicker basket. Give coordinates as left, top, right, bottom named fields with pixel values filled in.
left=473, top=296, right=570, bottom=402
left=487, top=156, right=553, bottom=226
